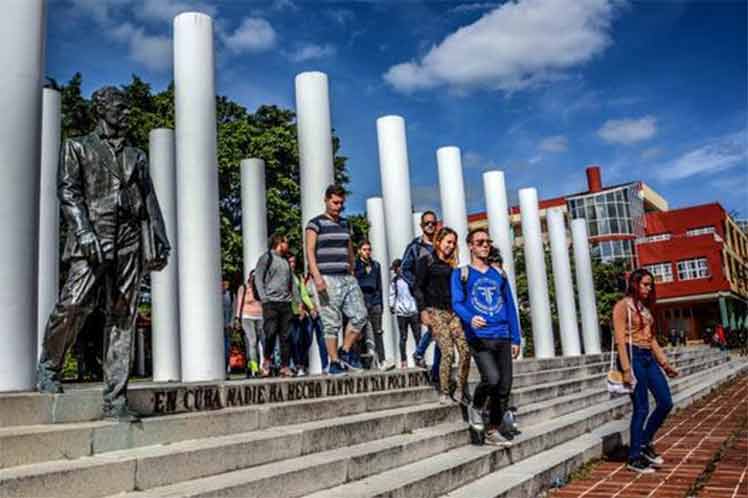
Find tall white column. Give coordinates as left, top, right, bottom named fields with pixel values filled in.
left=437, top=146, right=469, bottom=266
left=571, top=219, right=601, bottom=354
left=367, top=197, right=396, bottom=363
left=149, top=129, right=181, bottom=382
left=295, top=72, right=335, bottom=231
left=377, top=116, right=414, bottom=261
left=413, top=212, right=423, bottom=238
left=241, top=159, right=268, bottom=279
left=174, top=12, right=224, bottom=382
left=0, top=0, right=45, bottom=392
left=519, top=188, right=555, bottom=358
left=37, top=88, right=61, bottom=360
left=547, top=208, right=581, bottom=356
left=482, top=171, right=519, bottom=310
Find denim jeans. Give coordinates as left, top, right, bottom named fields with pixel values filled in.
left=414, top=329, right=441, bottom=382
left=290, top=317, right=309, bottom=370
left=629, top=346, right=673, bottom=460
left=309, top=316, right=329, bottom=370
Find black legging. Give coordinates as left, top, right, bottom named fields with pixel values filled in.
left=397, top=315, right=421, bottom=362
left=470, top=338, right=513, bottom=427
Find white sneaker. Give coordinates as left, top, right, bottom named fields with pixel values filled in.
left=439, top=394, right=452, bottom=405
left=485, top=429, right=512, bottom=447
left=296, top=368, right=307, bottom=377
left=379, top=361, right=396, bottom=371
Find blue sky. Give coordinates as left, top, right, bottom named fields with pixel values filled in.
left=47, top=0, right=747, bottom=218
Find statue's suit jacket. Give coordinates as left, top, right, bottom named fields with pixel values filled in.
left=59, top=128, right=169, bottom=264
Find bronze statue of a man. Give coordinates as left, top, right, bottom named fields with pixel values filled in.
left=37, top=86, right=170, bottom=421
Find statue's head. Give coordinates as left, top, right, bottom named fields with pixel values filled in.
left=92, top=86, right=130, bottom=132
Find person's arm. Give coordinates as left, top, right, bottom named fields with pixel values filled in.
left=347, top=238, right=355, bottom=274
left=374, top=262, right=383, bottom=305
left=651, top=333, right=678, bottom=377
left=503, top=278, right=522, bottom=346
left=254, top=254, right=269, bottom=302
left=612, top=300, right=632, bottom=376
left=235, top=286, right=244, bottom=319
left=413, top=256, right=429, bottom=313
left=389, top=280, right=396, bottom=310
left=400, top=243, right=415, bottom=287
left=451, top=269, right=472, bottom=323
left=305, top=225, right=325, bottom=291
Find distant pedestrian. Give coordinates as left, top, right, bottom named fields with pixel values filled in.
left=678, top=328, right=687, bottom=347
left=235, top=271, right=265, bottom=377
left=255, top=233, right=296, bottom=377
left=414, top=227, right=470, bottom=404
left=288, top=254, right=315, bottom=377
left=304, top=274, right=330, bottom=372
left=669, top=328, right=678, bottom=348
left=614, top=269, right=678, bottom=474
left=305, top=184, right=368, bottom=374
left=354, top=241, right=391, bottom=369
left=222, top=279, right=234, bottom=378
left=389, top=258, right=421, bottom=369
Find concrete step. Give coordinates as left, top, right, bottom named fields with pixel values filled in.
left=61, top=357, right=731, bottom=498
left=0, top=348, right=727, bottom=470
left=440, top=359, right=748, bottom=498
left=0, top=346, right=719, bottom=428
left=291, top=360, right=740, bottom=498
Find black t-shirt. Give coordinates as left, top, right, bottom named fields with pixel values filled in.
left=413, top=254, right=453, bottom=312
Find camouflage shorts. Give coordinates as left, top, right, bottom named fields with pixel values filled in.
left=319, top=274, right=368, bottom=339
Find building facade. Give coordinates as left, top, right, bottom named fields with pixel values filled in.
left=637, top=203, right=748, bottom=340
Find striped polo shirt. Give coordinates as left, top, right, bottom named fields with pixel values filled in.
left=306, top=214, right=351, bottom=275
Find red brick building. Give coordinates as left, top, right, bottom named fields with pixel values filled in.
left=637, top=203, right=748, bottom=340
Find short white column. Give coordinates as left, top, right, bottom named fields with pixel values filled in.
left=437, top=146, right=470, bottom=265
left=367, top=197, right=397, bottom=363
left=174, top=12, right=224, bottom=382
left=377, top=116, right=415, bottom=261
left=547, top=208, right=581, bottom=356
left=571, top=219, right=601, bottom=354
left=149, top=129, right=181, bottom=382
left=295, top=72, right=335, bottom=231
left=519, top=188, right=555, bottom=358
left=0, top=0, right=45, bottom=392
left=413, top=212, right=423, bottom=238
left=37, top=88, right=61, bottom=360
left=240, top=158, right=268, bottom=279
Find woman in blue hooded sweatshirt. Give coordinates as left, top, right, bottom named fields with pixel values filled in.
left=452, top=228, right=521, bottom=447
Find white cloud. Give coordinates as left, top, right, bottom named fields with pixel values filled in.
left=384, top=0, right=620, bottom=94
left=134, top=0, right=217, bottom=23
left=70, top=0, right=131, bottom=24
left=272, top=0, right=298, bottom=11
left=222, top=17, right=277, bottom=53
left=657, top=131, right=746, bottom=182
left=449, top=3, right=499, bottom=14
left=411, top=185, right=442, bottom=213
left=326, top=9, right=355, bottom=25
left=539, top=135, right=568, bottom=152
left=113, top=22, right=172, bottom=71
left=597, top=115, right=657, bottom=144
left=288, top=43, right=336, bottom=62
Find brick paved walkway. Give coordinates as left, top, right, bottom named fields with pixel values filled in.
left=549, top=374, right=748, bottom=498
left=697, top=430, right=748, bottom=498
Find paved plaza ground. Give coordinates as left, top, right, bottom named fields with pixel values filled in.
left=548, top=374, right=748, bottom=498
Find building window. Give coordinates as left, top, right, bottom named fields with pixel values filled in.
left=677, top=257, right=710, bottom=281
left=595, top=239, right=634, bottom=263
left=645, top=262, right=673, bottom=283
left=637, top=233, right=671, bottom=244
left=687, top=226, right=715, bottom=237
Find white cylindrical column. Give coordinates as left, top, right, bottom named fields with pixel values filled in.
left=37, top=88, right=61, bottom=360
left=367, top=197, right=396, bottom=363
left=149, top=129, right=181, bottom=382
left=437, top=146, right=469, bottom=265
left=241, top=159, right=268, bottom=279
left=547, top=208, right=581, bottom=356
left=295, top=72, right=335, bottom=231
left=571, top=219, right=601, bottom=354
left=482, top=171, right=519, bottom=310
left=519, top=188, right=555, bottom=358
left=377, top=116, right=414, bottom=261
left=413, top=212, right=423, bottom=238
left=0, top=0, right=45, bottom=392
left=174, top=12, right=224, bottom=382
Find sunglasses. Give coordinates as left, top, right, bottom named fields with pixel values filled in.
left=422, top=221, right=436, bottom=227
left=473, top=238, right=493, bottom=247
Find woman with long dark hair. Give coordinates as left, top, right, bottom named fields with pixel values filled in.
left=414, top=227, right=470, bottom=404
left=614, top=268, right=678, bottom=474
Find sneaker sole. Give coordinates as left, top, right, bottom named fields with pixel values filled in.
left=643, top=456, right=664, bottom=466
left=627, top=464, right=655, bottom=474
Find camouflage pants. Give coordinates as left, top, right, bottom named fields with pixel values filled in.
left=429, top=308, right=470, bottom=395
left=38, top=247, right=142, bottom=412
left=319, top=274, right=368, bottom=339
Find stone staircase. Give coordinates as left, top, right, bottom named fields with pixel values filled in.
left=0, top=346, right=744, bottom=498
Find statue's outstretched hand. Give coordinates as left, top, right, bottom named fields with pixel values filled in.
left=78, top=231, right=102, bottom=265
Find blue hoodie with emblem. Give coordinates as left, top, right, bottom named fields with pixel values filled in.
left=451, top=266, right=521, bottom=345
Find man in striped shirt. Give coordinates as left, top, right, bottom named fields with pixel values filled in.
left=305, top=185, right=368, bottom=374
